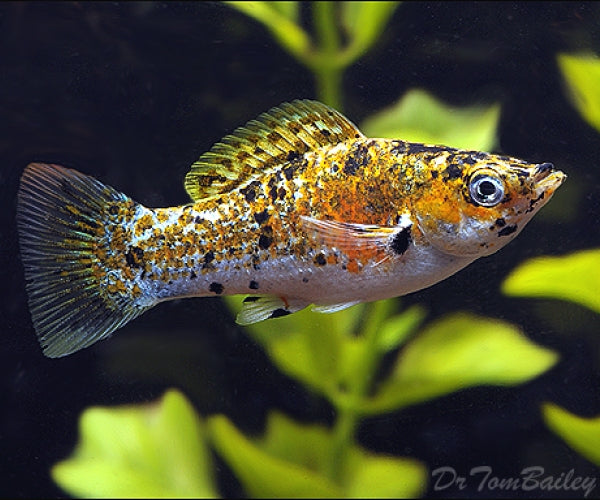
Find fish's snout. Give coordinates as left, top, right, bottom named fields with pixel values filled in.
left=534, top=162, right=554, bottom=178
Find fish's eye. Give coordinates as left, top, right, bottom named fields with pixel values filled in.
left=469, top=174, right=505, bottom=207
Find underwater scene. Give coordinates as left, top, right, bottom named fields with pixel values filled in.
left=1, top=2, right=600, bottom=498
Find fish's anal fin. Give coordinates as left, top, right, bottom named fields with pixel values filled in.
left=17, top=163, right=152, bottom=358
left=236, top=295, right=309, bottom=325
left=312, top=301, right=361, bottom=314
left=299, top=215, right=399, bottom=255
left=185, top=100, right=364, bottom=201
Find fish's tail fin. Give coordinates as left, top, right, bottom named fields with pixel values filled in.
left=17, top=163, right=151, bottom=358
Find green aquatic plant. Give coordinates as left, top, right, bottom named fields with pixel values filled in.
left=52, top=304, right=556, bottom=498
left=225, top=1, right=399, bottom=110
left=500, top=51, right=600, bottom=469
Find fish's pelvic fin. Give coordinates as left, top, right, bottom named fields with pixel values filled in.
left=17, top=163, right=152, bottom=358
left=312, top=301, right=361, bottom=314
left=236, top=295, right=308, bottom=325
left=185, top=99, right=364, bottom=201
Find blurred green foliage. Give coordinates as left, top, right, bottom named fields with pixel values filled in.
left=225, top=1, right=399, bottom=110
left=502, top=249, right=600, bottom=315
left=557, top=53, right=600, bottom=134
left=51, top=3, right=573, bottom=498
left=361, top=89, right=500, bottom=151
left=52, top=390, right=216, bottom=498
left=499, top=51, right=600, bottom=471
left=542, top=403, right=600, bottom=467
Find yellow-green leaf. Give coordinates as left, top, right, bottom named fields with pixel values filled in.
left=209, top=411, right=426, bottom=498
left=225, top=1, right=310, bottom=60
left=557, top=52, right=600, bottom=133
left=343, top=451, right=427, bottom=498
left=361, top=88, right=500, bottom=151
left=224, top=295, right=366, bottom=401
left=363, top=312, right=558, bottom=414
left=340, top=1, right=400, bottom=64
left=208, top=414, right=341, bottom=498
left=51, top=389, right=216, bottom=498
left=502, top=249, right=600, bottom=314
left=376, top=305, right=426, bottom=352
left=542, top=402, right=600, bottom=466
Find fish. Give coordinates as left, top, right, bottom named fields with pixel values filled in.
left=16, top=99, right=566, bottom=357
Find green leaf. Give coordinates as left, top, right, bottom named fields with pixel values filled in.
left=502, top=249, right=600, bottom=314
left=542, top=402, right=600, bottom=466
left=376, top=305, right=426, bottom=353
left=343, top=450, right=427, bottom=498
left=208, top=414, right=341, bottom=498
left=209, top=411, right=427, bottom=498
left=361, top=88, right=501, bottom=151
left=51, top=389, right=217, bottom=498
left=265, top=1, right=298, bottom=22
left=225, top=1, right=311, bottom=60
left=557, top=52, right=600, bottom=133
left=363, top=312, right=558, bottom=414
left=224, top=295, right=366, bottom=401
left=340, top=2, right=400, bottom=64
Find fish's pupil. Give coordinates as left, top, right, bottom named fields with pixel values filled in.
left=478, top=180, right=497, bottom=197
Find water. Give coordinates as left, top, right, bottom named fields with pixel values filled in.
left=1, top=2, right=599, bottom=497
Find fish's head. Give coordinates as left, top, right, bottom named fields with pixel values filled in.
left=411, top=149, right=566, bottom=257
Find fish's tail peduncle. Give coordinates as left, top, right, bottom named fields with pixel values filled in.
left=17, top=163, right=152, bottom=358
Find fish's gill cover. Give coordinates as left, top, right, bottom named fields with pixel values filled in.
left=184, top=99, right=364, bottom=201
left=16, top=163, right=150, bottom=358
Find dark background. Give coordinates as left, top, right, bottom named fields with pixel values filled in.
left=1, top=2, right=599, bottom=497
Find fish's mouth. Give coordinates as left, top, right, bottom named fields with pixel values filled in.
left=533, top=162, right=566, bottom=196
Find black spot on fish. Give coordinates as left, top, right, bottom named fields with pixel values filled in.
left=195, top=215, right=202, bottom=224
left=190, top=271, right=197, bottom=279
left=495, top=217, right=506, bottom=228
left=302, top=277, right=309, bottom=283
left=243, top=296, right=260, bottom=303
left=108, top=205, right=119, bottom=216
left=240, top=181, right=260, bottom=203
left=331, top=162, right=339, bottom=174
left=249, top=280, right=259, bottom=290
left=406, top=143, right=449, bottom=155
left=202, top=251, right=215, bottom=269
left=283, top=165, right=295, bottom=180
left=258, top=233, right=273, bottom=249
left=461, top=155, right=479, bottom=165
left=254, top=209, right=270, bottom=225
left=444, top=164, right=463, bottom=180
left=125, top=246, right=144, bottom=269
left=269, top=308, right=291, bottom=319
left=209, top=282, right=224, bottom=294
left=314, top=253, right=327, bottom=266
left=431, top=171, right=439, bottom=179
left=498, top=224, right=518, bottom=237
left=390, top=227, right=412, bottom=255
left=286, top=150, right=302, bottom=163
left=269, top=185, right=278, bottom=202
left=343, top=144, right=371, bottom=175
left=278, top=187, right=286, bottom=200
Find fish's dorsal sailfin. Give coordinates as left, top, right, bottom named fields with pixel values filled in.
left=184, top=99, right=365, bottom=201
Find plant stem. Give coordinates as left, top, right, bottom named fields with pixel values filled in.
left=311, top=1, right=344, bottom=110
left=326, top=300, right=395, bottom=482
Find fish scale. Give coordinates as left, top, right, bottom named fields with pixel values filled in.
left=16, top=99, right=565, bottom=357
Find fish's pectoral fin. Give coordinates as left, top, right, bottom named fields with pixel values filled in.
left=299, top=215, right=397, bottom=254
left=185, top=100, right=364, bottom=201
left=312, top=301, right=361, bottom=314
left=236, top=295, right=309, bottom=325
